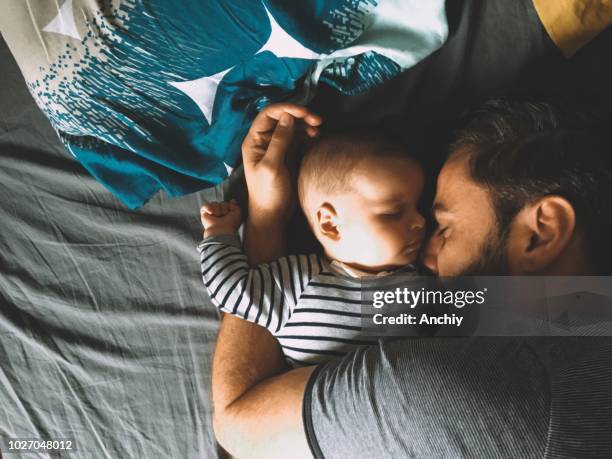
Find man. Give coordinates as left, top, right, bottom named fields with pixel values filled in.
left=211, top=99, right=612, bottom=458
left=423, top=99, right=612, bottom=277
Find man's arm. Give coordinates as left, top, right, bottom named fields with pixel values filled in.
left=213, top=315, right=315, bottom=458
left=211, top=105, right=321, bottom=458
left=211, top=211, right=315, bottom=458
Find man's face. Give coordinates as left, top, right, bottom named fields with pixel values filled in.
left=423, top=150, right=509, bottom=276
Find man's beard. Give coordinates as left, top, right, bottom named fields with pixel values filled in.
left=457, top=225, right=510, bottom=276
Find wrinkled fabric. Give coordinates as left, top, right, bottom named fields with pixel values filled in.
left=0, top=38, right=225, bottom=458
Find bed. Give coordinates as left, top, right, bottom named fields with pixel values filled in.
left=1, top=1, right=611, bottom=458
left=0, top=36, right=228, bottom=457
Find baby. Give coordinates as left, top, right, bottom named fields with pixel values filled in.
left=198, top=127, right=426, bottom=366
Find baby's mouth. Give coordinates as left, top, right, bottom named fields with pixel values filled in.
left=404, top=239, right=422, bottom=254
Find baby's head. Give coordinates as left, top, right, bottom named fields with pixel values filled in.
left=298, top=131, right=426, bottom=273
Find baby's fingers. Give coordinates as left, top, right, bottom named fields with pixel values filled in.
left=200, top=203, right=215, bottom=216
left=201, top=202, right=223, bottom=217
left=210, top=202, right=221, bottom=216
left=200, top=205, right=216, bottom=228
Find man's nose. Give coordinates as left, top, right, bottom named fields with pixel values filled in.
left=422, top=234, right=440, bottom=274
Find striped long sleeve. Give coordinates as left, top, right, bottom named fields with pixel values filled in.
left=198, top=233, right=323, bottom=334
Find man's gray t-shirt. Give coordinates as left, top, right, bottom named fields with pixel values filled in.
left=303, top=337, right=612, bottom=458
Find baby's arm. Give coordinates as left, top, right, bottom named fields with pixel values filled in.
left=199, top=202, right=316, bottom=333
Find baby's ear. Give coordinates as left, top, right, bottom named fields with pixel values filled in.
left=316, top=203, right=340, bottom=241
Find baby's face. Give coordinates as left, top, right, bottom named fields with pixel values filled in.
left=326, top=155, right=426, bottom=271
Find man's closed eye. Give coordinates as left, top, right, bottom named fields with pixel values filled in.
left=437, top=226, right=449, bottom=237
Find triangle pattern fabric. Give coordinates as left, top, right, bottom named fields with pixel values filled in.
left=9, top=0, right=448, bottom=208
left=169, top=67, right=233, bottom=125
left=42, top=0, right=81, bottom=41
left=257, top=5, right=319, bottom=60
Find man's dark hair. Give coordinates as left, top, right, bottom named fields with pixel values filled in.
left=452, top=99, right=612, bottom=274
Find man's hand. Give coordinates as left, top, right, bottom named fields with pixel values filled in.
left=200, top=200, right=242, bottom=238
left=242, top=103, right=322, bottom=225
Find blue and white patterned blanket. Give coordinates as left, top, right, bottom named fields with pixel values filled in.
left=0, top=0, right=447, bottom=208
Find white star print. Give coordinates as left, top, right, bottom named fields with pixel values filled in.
left=257, top=5, right=319, bottom=60
left=168, top=1, right=446, bottom=128
left=223, top=162, right=234, bottom=176
left=321, top=0, right=448, bottom=69
left=42, top=0, right=81, bottom=41
left=167, top=4, right=319, bottom=126
left=169, top=67, right=233, bottom=125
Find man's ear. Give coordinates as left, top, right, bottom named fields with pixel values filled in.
left=506, top=195, right=576, bottom=274
left=316, top=203, right=340, bottom=241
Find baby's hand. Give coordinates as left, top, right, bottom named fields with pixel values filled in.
left=200, top=200, right=243, bottom=238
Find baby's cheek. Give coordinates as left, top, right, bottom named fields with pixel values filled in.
left=388, top=224, right=410, bottom=246
left=348, top=226, right=386, bottom=261
left=371, top=228, right=404, bottom=260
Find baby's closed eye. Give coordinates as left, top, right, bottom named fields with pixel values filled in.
left=380, top=210, right=402, bottom=219
left=378, top=204, right=405, bottom=218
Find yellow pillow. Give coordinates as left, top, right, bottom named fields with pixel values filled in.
left=533, top=0, right=612, bottom=57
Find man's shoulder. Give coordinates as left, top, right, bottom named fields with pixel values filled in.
left=534, top=337, right=612, bottom=457
left=306, top=337, right=612, bottom=458
left=306, top=337, right=550, bottom=458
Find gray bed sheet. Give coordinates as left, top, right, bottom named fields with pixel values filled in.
left=0, top=37, right=223, bottom=458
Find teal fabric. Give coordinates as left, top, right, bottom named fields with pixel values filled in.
left=0, top=0, right=448, bottom=208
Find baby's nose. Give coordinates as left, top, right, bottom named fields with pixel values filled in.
left=410, top=213, right=426, bottom=231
